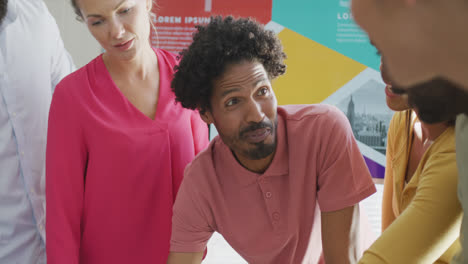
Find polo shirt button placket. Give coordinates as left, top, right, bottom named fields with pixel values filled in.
left=272, top=212, right=280, bottom=220
left=272, top=212, right=280, bottom=226
left=265, top=191, right=272, bottom=199
left=258, top=177, right=266, bottom=185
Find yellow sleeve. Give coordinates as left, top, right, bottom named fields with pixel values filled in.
left=381, top=114, right=399, bottom=231
left=359, top=152, right=462, bottom=263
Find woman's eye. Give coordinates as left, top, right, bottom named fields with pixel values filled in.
left=91, top=20, right=103, bottom=26
left=120, top=8, right=131, bottom=14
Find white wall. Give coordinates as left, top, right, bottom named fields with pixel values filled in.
left=43, top=0, right=101, bottom=69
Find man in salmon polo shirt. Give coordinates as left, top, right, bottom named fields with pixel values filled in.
left=166, top=16, right=376, bottom=264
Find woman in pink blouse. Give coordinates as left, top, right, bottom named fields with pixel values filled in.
left=45, top=0, right=209, bottom=263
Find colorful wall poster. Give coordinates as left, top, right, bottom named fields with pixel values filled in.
left=152, top=0, right=390, bottom=178
left=151, top=0, right=272, bottom=54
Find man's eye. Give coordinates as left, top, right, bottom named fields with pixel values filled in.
left=258, top=87, right=269, bottom=96
left=226, top=98, right=239, bottom=106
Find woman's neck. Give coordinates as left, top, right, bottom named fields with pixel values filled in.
left=417, top=118, right=450, bottom=144
left=103, top=44, right=157, bottom=81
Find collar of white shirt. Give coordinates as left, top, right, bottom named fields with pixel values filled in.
left=1, top=0, right=18, bottom=32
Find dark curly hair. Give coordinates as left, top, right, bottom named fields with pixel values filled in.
left=171, top=16, right=286, bottom=114
left=0, top=0, right=8, bottom=26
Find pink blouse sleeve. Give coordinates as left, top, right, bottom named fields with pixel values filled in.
left=46, top=82, right=87, bottom=264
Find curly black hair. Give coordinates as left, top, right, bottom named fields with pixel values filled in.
left=171, top=16, right=286, bottom=114
left=0, top=0, right=8, bottom=26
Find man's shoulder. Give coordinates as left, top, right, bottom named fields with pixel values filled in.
left=184, top=138, right=218, bottom=179
left=15, top=0, right=47, bottom=15
left=279, top=104, right=347, bottom=128
left=278, top=104, right=355, bottom=151
left=14, top=0, right=55, bottom=28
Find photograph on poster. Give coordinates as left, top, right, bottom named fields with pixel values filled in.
left=336, top=79, right=393, bottom=155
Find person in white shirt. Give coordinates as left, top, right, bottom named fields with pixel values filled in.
left=0, top=0, right=74, bottom=263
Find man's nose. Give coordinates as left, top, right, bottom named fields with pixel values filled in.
left=245, top=99, right=265, bottom=124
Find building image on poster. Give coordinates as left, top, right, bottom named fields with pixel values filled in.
left=336, top=81, right=393, bottom=156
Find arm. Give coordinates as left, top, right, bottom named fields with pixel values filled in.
left=381, top=115, right=398, bottom=231
left=44, top=2, right=75, bottom=91
left=167, top=252, right=204, bottom=264
left=46, top=84, right=86, bottom=264
left=314, top=107, right=376, bottom=262
left=169, top=167, right=214, bottom=264
left=359, top=152, right=462, bottom=263
left=321, top=204, right=361, bottom=264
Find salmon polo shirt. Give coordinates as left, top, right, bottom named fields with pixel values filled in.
left=171, top=104, right=376, bottom=263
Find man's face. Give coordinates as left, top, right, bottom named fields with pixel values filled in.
left=0, top=0, right=8, bottom=27
left=202, top=60, right=278, bottom=166
left=406, top=79, right=468, bottom=124
left=380, top=53, right=467, bottom=123
left=351, top=0, right=443, bottom=87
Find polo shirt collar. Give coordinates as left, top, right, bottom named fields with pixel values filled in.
left=217, top=111, right=289, bottom=186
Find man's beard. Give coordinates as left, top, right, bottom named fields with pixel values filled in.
left=219, top=117, right=278, bottom=161
left=0, top=0, right=8, bottom=27
left=237, top=118, right=278, bottom=160
left=387, top=75, right=468, bottom=124
left=405, top=78, right=468, bottom=124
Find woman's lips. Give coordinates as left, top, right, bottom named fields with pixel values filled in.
left=114, top=39, right=134, bottom=51
left=385, top=85, right=400, bottom=98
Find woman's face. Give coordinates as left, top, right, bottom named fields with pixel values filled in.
left=380, top=58, right=410, bottom=112
left=77, top=0, right=152, bottom=61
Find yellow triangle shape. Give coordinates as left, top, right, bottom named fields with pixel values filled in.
left=273, top=28, right=367, bottom=104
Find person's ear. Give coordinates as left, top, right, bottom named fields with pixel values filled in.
left=200, top=110, right=214, bottom=125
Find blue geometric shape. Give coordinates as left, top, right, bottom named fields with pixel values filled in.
left=272, top=0, right=381, bottom=71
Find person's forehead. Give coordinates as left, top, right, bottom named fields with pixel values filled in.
left=79, top=0, right=135, bottom=15
left=213, top=61, right=268, bottom=92
left=221, top=60, right=266, bottom=78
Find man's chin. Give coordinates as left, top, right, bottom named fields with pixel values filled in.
left=417, top=111, right=455, bottom=124
left=242, top=141, right=277, bottom=160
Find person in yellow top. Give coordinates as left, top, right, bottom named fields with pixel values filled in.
left=359, top=59, right=462, bottom=263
